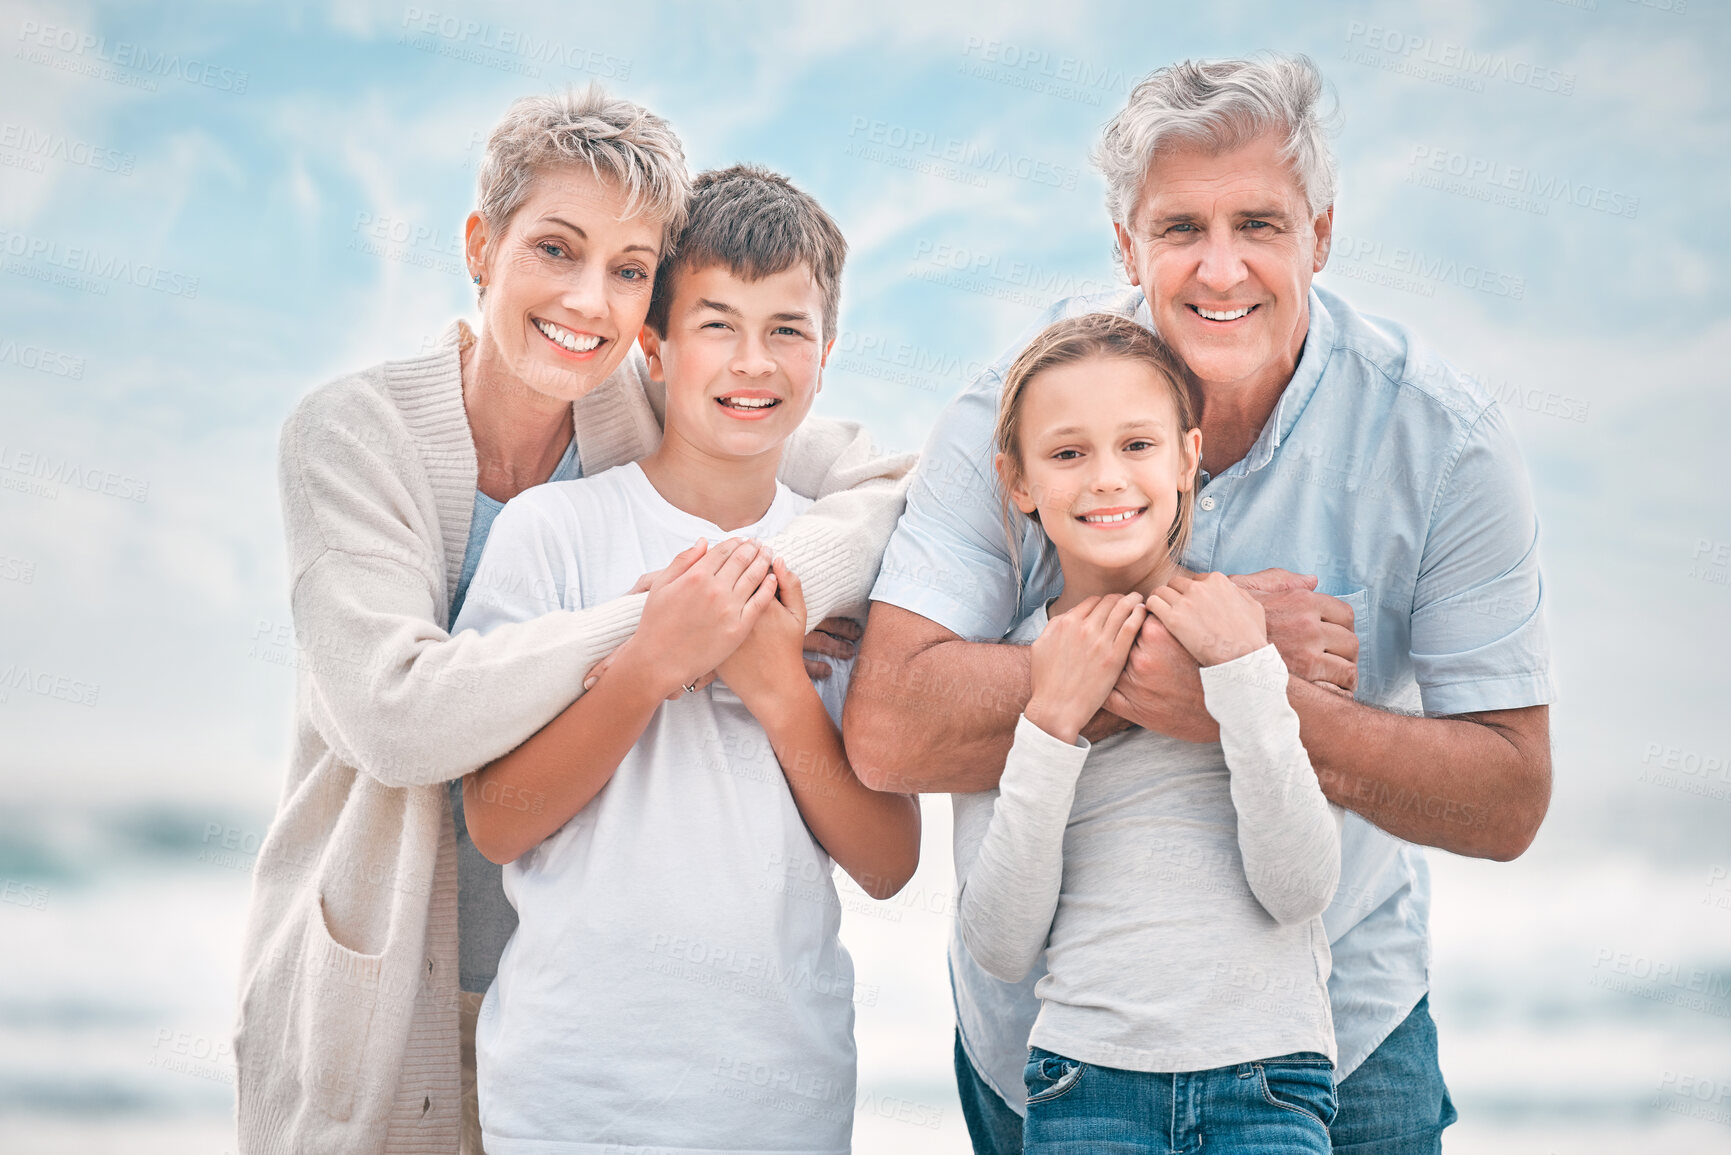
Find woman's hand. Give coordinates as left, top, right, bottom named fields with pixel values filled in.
left=613, top=537, right=778, bottom=698
left=1145, top=572, right=1268, bottom=667
left=1024, top=593, right=1147, bottom=745
left=717, top=556, right=809, bottom=709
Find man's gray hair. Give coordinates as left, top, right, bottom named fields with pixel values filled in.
left=476, top=84, right=690, bottom=256
left=1093, top=54, right=1338, bottom=227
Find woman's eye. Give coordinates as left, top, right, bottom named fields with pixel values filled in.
left=618, top=266, right=648, bottom=281
left=538, top=242, right=566, bottom=259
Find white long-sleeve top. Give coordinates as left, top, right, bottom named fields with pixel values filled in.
left=954, top=603, right=1345, bottom=1073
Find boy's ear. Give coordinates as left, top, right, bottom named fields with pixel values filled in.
left=816, top=335, right=835, bottom=392
left=638, top=325, right=665, bottom=382
left=994, top=452, right=1038, bottom=515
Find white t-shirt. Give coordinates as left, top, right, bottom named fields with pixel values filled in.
left=453, top=461, right=858, bottom=1155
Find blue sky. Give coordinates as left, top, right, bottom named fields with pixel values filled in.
left=1, top=0, right=1728, bottom=854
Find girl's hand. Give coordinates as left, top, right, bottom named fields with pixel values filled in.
left=1145, top=572, right=1268, bottom=667
left=616, top=538, right=778, bottom=698
left=1024, top=593, right=1147, bottom=745
left=717, top=556, right=808, bottom=707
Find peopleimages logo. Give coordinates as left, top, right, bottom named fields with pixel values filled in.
left=15, top=20, right=249, bottom=93
left=0, top=228, right=200, bottom=299
left=1330, top=233, right=1526, bottom=300
left=1343, top=22, right=1575, bottom=95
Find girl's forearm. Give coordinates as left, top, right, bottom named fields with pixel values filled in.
left=464, top=647, right=666, bottom=864
left=755, top=680, right=921, bottom=899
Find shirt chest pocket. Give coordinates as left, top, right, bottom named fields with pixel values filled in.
left=1326, top=587, right=1372, bottom=701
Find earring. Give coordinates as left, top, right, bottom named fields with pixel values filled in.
left=471, top=274, right=481, bottom=285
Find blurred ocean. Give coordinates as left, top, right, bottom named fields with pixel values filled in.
left=2, top=794, right=1727, bottom=1154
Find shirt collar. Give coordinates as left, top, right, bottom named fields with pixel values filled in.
left=1205, top=285, right=1337, bottom=479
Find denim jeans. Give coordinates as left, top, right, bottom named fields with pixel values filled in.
left=1021, top=1046, right=1335, bottom=1154
left=1330, top=994, right=1457, bottom=1153
left=956, top=1028, right=1027, bottom=1155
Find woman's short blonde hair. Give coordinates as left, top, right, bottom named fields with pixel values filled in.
left=475, top=84, right=691, bottom=256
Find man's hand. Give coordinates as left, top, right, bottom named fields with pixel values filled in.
left=1104, top=616, right=1214, bottom=742
left=1230, top=568, right=1358, bottom=693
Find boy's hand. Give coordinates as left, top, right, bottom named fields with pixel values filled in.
left=1145, top=573, right=1268, bottom=667
left=1024, top=593, right=1146, bottom=745
left=718, top=557, right=809, bottom=707
left=617, top=538, right=778, bottom=698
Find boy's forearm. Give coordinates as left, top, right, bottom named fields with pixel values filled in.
left=465, top=652, right=667, bottom=864
left=755, top=678, right=921, bottom=899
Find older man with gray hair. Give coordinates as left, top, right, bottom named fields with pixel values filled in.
left=847, top=54, right=1553, bottom=1154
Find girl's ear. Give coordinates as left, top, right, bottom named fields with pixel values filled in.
left=1178, top=427, right=1203, bottom=492
left=638, top=326, right=665, bottom=382
left=995, top=451, right=1038, bottom=515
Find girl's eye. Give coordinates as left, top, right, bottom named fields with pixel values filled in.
left=1052, top=449, right=1081, bottom=461
left=1125, top=439, right=1154, bottom=452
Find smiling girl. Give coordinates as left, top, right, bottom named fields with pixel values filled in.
left=953, top=312, right=1344, bottom=1153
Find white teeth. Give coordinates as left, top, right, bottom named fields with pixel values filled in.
left=1081, top=509, right=1140, bottom=524
left=718, top=397, right=778, bottom=409
left=534, top=318, right=601, bottom=353
left=1196, top=305, right=1253, bottom=321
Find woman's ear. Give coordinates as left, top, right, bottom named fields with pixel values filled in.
left=995, top=451, right=1038, bottom=515
left=638, top=326, right=665, bottom=382
left=1179, top=427, right=1203, bottom=491
left=464, top=211, right=491, bottom=286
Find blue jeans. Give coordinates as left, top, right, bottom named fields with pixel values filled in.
left=1330, top=995, right=1457, bottom=1153
left=954, top=995, right=1455, bottom=1154
left=1021, top=1047, right=1334, bottom=1154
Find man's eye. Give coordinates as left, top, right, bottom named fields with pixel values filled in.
left=1243, top=220, right=1270, bottom=230
left=1166, top=223, right=1196, bottom=234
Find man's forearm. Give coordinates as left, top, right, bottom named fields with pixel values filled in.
left=1288, top=680, right=1551, bottom=860
left=845, top=627, right=1031, bottom=794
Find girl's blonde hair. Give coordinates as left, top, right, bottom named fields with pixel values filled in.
left=993, top=312, right=1200, bottom=590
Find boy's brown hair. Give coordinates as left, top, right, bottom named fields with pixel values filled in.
left=645, top=163, right=847, bottom=341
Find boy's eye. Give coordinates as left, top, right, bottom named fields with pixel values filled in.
left=773, top=325, right=807, bottom=338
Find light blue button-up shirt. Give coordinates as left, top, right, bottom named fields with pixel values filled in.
left=871, top=283, right=1554, bottom=1108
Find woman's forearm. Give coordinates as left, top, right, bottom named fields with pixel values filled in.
left=463, top=643, right=666, bottom=864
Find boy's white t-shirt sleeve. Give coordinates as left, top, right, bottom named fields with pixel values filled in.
left=452, top=495, right=577, bottom=637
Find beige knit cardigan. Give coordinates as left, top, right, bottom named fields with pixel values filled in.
left=233, top=321, right=916, bottom=1154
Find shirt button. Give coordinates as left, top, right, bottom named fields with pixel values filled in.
left=1199, top=495, right=1216, bottom=511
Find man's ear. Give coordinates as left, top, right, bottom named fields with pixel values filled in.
left=464, top=211, right=490, bottom=284
left=995, top=452, right=1038, bottom=515
left=1113, top=220, right=1141, bottom=287
left=1180, top=427, right=1203, bottom=491
left=638, top=326, right=665, bottom=382
left=1312, top=204, right=1335, bottom=273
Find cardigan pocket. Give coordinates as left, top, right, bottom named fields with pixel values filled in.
left=295, top=889, right=386, bottom=1122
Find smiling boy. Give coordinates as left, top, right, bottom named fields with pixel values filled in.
left=450, top=164, right=920, bottom=1155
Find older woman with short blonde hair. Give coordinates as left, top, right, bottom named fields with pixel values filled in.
left=233, top=86, right=911, bottom=1155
